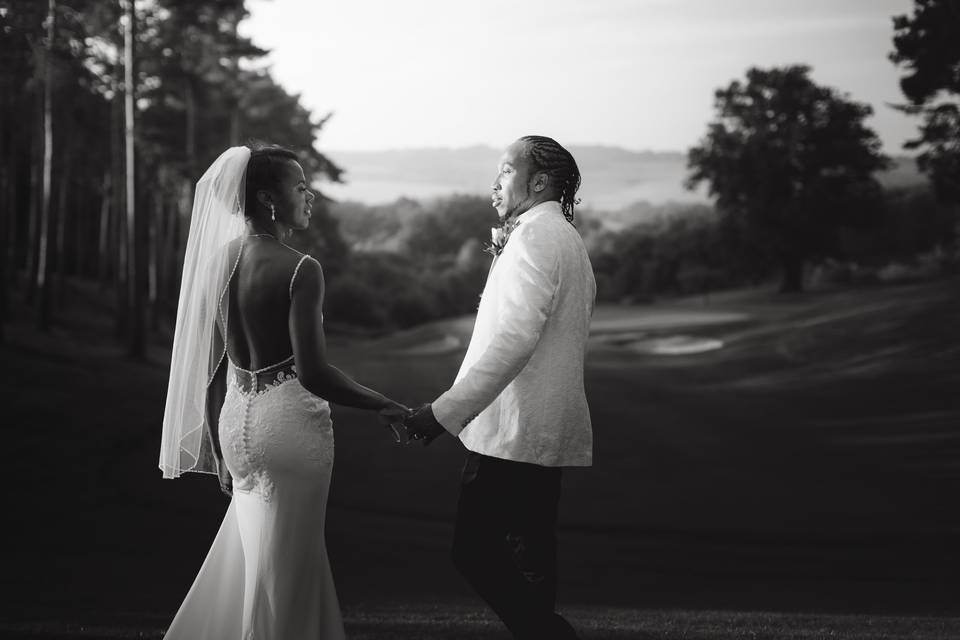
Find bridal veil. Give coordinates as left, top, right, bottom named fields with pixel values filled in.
left=159, top=146, right=249, bottom=478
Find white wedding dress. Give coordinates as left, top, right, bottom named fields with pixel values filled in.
left=164, top=254, right=345, bottom=640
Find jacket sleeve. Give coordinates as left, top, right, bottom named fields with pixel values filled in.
left=432, top=222, right=561, bottom=435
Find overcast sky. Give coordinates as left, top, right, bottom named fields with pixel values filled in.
left=239, top=0, right=917, bottom=153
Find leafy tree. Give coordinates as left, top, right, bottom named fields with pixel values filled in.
left=323, top=273, right=388, bottom=329
left=590, top=206, right=742, bottom=302
left=890, top=0, right=960, bottom=203
left=331, top=197, right=423, bottom=252
left=404, top=194, right=495, bottom=260
left=315, top=194, right=498, bottom=329
left=686, top=65, right=889, bottom=292
left=0, top=0, right=347, bottom=343
left=838, top=186, right=958, bottom=264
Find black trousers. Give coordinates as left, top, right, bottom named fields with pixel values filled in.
left=452, top=451, right=579, bottom=640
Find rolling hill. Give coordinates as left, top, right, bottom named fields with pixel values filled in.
left=322, top=145, right=928, bottom=213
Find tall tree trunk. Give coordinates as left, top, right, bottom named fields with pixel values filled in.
left=154, top=168, right=172, bottom=322
left=25, top=85, right=42, bottom=304
left=55, top=141, right=72, bottom=307
left=124, top=0, right=145, bottom=358
left=112, top=80, right=127, bottom=338
left=0, top=68, right=10, bottom=341
left=148, top=190, right=160, bottom=330
left=184, top=77, right=196, bottom=176
left=182, top=73, right=197, bottom=325
left=228, top=0, right=242, bottom=145
left=76, top=178, right=90, bottom=279
left=97, top=171, right=111, bottom=285
left=37, top=0, right=56, bottom=331
left=177, top=177, right=191, bottom=283
left=161, top=191, right=179, bottom=323
left=167, top=180, right=190, bottom=314
left=5, top=109, right=21, bottom=287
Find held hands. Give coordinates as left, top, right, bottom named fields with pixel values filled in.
left=377, top=401, right=447, bottom=446
left=378, top=401, right=412, bottom=443
left=402, top=403, right=447, bottom=446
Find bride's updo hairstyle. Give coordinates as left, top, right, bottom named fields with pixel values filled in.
left=243, top=142, right=299, bottom=220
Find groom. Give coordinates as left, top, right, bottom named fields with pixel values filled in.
left=405, top=135, right=595, bottom=639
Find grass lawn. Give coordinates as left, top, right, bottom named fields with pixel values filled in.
left=2, top=276, right=958, bottom=638
left=2, top=605, right=959, bottom=639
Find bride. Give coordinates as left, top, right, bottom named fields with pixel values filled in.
left=159, top=144, right=407, bottom=639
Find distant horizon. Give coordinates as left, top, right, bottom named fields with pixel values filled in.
left=325, top=143, right=690, bottom=156
left=315, top=145, right=924, bottom=210
left=323, top=143, right=919, bottom=157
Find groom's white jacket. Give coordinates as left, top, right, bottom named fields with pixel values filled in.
left=433, top=200, right=595, bottom=467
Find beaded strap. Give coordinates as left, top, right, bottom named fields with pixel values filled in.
left=289, top=254, right=309, bottom=300
left=233, top=354, right=295, bottom=376
left=208, top=235, right=245, bottom=387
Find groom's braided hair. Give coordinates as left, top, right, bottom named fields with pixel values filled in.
left=519, top=135, right=581, bottom=223
left=243, top=142, right=299, bottom=218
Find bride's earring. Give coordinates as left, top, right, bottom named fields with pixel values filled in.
left=269, top=203, right=276, bottom=222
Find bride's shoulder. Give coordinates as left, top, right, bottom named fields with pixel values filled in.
left=254, top=240, right=307, bottom=265
left=290, top=252, right=322, bottom=279
left=275, top=245, right=321, bottom=273
left=289, top=253, right=323, bottom=300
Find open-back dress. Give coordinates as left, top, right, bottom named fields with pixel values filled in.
left=163, top=246, right=344, bottom=640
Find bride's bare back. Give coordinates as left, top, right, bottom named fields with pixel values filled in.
left=222, top=236, right=306, bottom=371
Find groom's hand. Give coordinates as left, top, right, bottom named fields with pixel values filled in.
left=405, top=404, right=447, bottom=446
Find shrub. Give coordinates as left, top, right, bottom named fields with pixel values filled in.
left=323, top=275, right=388, bottom=328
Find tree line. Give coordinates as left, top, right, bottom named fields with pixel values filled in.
left=0, top=0, right=341, bottom=352
left=326, top=177, right=955, bottom=330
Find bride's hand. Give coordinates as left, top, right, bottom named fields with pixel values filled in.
left=217, top=460, right=233, bottom=498
left=379, top=400, right=410, bottom=422
left=378, top=401, right=411, bottom=443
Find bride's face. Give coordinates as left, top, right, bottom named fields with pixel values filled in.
left=273, top=160, right=315, bottom=230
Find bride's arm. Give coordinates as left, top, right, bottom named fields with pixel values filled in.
left=289, top=257, right=401, bottom=411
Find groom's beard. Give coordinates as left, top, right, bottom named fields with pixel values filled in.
left=502, top=181, right=535, bottom=222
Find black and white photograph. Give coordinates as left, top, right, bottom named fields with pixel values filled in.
left=1, top=0, right=958, bottom=638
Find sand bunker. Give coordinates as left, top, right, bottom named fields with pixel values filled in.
left=626, top=335, right=725, bottom=355
left=389, top=334, right=462, bottom=356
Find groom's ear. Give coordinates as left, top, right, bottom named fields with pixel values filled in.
left=531, top=171, right=549, bottom=193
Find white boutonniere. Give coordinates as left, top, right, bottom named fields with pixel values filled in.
left=484, top=218, right=517, bottom=257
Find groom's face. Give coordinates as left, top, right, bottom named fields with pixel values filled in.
left=491, top=140, right=534, bottom=220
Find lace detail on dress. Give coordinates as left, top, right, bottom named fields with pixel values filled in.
left=272, top=367, right=297, bottom=388
left=220, top=360, right=333, bottom=503
left=232, top=362, right=298, bottom=396
left=234, top=390, right=276, bottom=501
left=223, top=363, right=302, bottom=502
